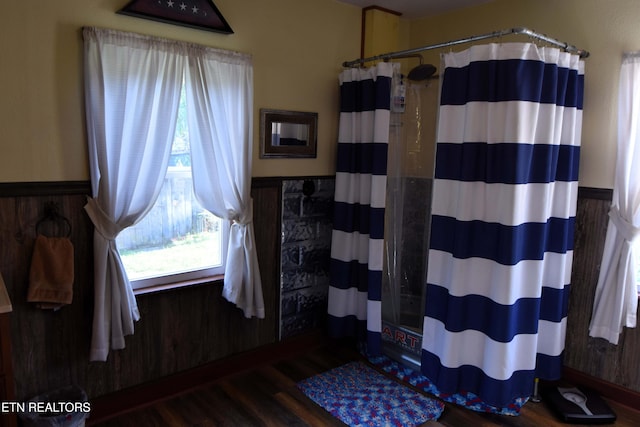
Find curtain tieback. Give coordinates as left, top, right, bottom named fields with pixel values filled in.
left=609, top=206, right=640, bottom=243
left=230, top=200, right=254, bottom=226
left=84, top=197, right=124, bottom=241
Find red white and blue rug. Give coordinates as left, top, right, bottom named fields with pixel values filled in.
left=368, top=354, right=528, bottom=416
left=296, top=361, right=444, bottom=427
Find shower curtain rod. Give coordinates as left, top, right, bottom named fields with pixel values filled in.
left=342, top=27, right=589, bottom=67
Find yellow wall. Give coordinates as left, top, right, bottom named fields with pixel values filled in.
left=4, top=0, right=638, bottom=188
left=0, top=0, right=362, bottom=182
left=406, top=0, right=640, bottom=189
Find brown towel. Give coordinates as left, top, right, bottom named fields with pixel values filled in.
left=27, top=235, right=74, bottom=310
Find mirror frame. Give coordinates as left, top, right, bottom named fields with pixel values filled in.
left=259, top=109, right=318, bottom=158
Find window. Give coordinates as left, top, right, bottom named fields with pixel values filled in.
left=589, top=52, right=640, bottom=345
left=115, top=84, right=227, bottom=290
left=84, top=27, right=262, bottom=361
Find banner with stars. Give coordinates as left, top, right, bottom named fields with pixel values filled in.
left=118, top=0, right=233, bottom=34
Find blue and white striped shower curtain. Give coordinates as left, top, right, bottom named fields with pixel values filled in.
left=327, top=62, right=397, bottom=355
left=422, top=43, right=584, bottom=407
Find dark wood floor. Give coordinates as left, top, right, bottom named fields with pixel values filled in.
left=90, top=341, right=640, bottom=427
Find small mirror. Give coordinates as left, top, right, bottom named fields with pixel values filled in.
left=260, top=109, right=318, bottom=158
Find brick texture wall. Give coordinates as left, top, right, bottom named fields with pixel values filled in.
left=280, top=178, right=334, bottom=339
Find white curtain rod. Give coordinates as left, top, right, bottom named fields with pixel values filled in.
left=342, top=27, right=589, bottom=67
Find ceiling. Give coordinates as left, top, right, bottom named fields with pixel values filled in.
left=337, top=0, right=494, bottom=19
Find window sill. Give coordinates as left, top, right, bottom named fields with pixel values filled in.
left=133, top=274, right=224, bottom=296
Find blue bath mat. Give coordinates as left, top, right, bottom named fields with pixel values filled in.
left=296, top=361, right=444, bottom=427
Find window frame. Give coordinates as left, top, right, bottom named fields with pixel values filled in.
left=129, top=218, right=229, bottom=293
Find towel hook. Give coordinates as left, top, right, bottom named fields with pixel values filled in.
left=35, top=202, right=72, bottom=238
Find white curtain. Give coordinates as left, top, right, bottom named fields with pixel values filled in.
left=83, top=27, right=261, bottom=361
left=185, top=45, right=264, bottom=318
left=83, top=27, right=185, bottom=361
left=589, top=52, right=640, bottom=344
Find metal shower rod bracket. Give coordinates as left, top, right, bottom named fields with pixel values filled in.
left=342, top=26, right=589, bottom=67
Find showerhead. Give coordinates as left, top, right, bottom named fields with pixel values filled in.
left=408, top=63, right=437, bottom=81
left=390, top=53, right=437, bottom=81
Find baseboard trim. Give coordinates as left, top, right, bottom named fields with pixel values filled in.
left=86, top=330, right=330, bottom=426
left=562, top=366, right=640, bottom=412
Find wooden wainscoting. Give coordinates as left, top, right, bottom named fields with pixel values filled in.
left=0, top=179, right=282, bottom=403
left=564, top=187, right=640, bottom=395
left=2, top=181, right=640, bottom=423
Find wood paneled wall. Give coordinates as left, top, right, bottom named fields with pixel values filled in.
left=0, top=179, right=281, bottom=401
left=564, top=188, right=640, bottom=392
left=1, top=180, right=638, bottom=403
